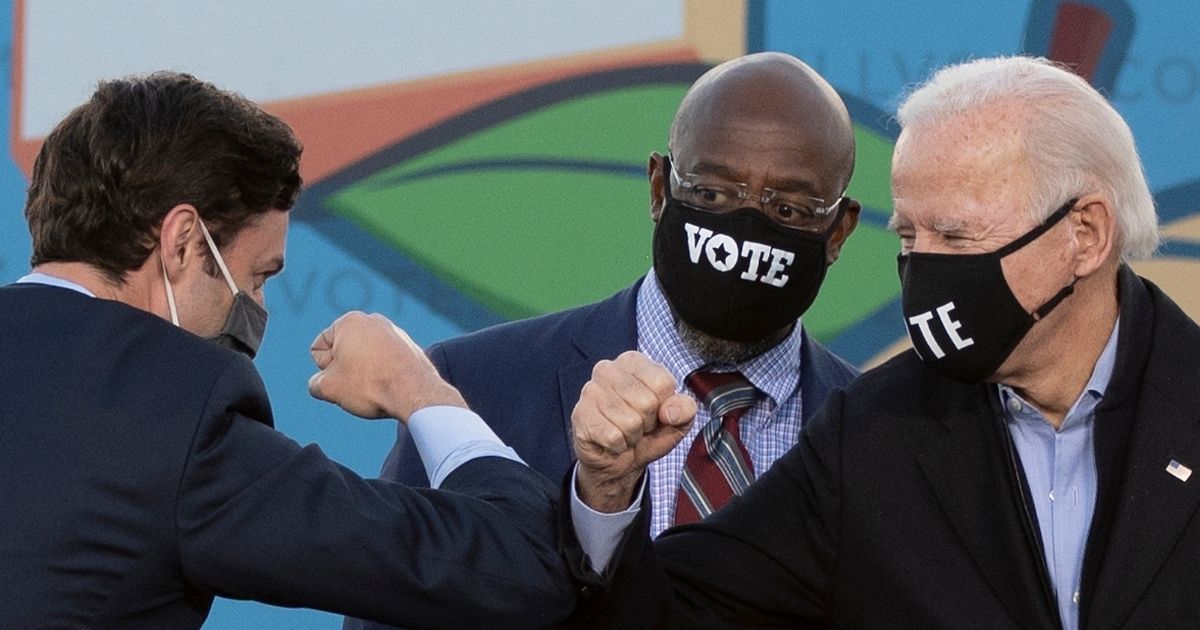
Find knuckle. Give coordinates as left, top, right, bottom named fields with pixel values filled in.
left=650, top=371, right=677, bottom=398
left=597, top=425, right=627, bottom=453
left=628, top=387, right=659, bottom=413
left=578, top=381, right=600, bottom=403
left=597, top=394, right=628, bottom=423
left=610, top=406, right=643, bottom=434
left=592, top=359, right=615, bottom=380
left=615, top=350, right=645, bottom=367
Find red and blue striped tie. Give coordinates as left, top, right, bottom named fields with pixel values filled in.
left=674, top=370, right=758, bottom=526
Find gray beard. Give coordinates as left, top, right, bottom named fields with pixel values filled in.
left=675, top=318, right=782, bottom=365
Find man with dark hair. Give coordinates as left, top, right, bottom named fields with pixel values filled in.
left=0, top=72, right=573, bottom=629
left=25, top=72, right=302, bottom=289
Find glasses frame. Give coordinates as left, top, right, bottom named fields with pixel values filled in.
left=667, top=152, right=843, bottom=230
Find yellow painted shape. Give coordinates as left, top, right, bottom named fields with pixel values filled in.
left=684, top=0, right=747, bottom=62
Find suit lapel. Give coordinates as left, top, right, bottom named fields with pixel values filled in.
left=557, top=280, right=642, bottom=447
left=797, top=329, right=858, bottom=425
left=918, top=379, right=1061, bottom=630
left=1084, top=270, right=1200, bottom=629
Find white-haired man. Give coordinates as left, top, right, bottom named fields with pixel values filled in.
left=562, top=56, right=1199, bottom=629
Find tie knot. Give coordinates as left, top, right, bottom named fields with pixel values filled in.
left=685, top=370, right=758, bottom=418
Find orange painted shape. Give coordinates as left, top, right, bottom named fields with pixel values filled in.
left=9, top=18, right=698, bottom=184
left=270, top=44, right=699, bottom=184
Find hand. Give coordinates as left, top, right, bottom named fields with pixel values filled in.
left=308, top=311, right=466, bottom=422
left=572, top=351, right=696, bottom=513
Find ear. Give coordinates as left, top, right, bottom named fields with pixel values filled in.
left=157, top=204, right=203, bottom=276
left=1069, top=193, right=1117, bottom=278
left=648, top=152, right=666, bottom=223
left=825, top=197, right=862, bottom=265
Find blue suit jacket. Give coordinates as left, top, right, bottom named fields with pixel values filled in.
left=380, top=276, right=859, bottom=489
left=348, top=278, right=856, bottom=630
left=0, top=284, right=573, bottom=629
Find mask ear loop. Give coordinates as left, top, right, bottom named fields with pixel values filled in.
left=197, top=220, right=240, bottom=296
left=159, top=255, right=180, bottom=326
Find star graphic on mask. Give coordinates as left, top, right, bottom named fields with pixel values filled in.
left=717, top=240, right=738, bottom=267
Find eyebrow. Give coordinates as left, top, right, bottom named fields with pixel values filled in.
left=886, top=213, right=912, bottom=233
left=931, top=218, right=973, bottom=234
left=689, top=160, right=823, bottom=196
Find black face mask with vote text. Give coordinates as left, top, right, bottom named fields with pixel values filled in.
left=897, top=199, right=1078, bottom=383
left=653, top=172, right=842, bottom=343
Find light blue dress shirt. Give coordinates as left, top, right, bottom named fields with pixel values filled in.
left=16, top=271, right=518, bottom=488
left=1002, top=320, right=1119, bottom=630
left=18, top=272, right=96, bottom=296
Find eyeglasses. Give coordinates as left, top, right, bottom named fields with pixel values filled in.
left=668, top=153, right=842, bottom=232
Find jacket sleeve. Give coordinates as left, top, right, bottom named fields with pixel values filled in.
left=377, top=343, right=453, bottom=487
left=176, top=357, right=574, bottom=629
left=563, top=389, right=848, bottom=628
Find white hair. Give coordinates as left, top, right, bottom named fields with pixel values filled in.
left=897, top=56, right=1159, bottom=260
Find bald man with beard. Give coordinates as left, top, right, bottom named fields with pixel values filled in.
left=347, top=51, right=862, bottom=630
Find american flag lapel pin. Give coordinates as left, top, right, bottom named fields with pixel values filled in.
left=1167, top=459, right=1192, bottom=482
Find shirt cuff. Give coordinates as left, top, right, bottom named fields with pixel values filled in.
left=569, top=464, right=644, bottom=574
left=407, top=405, right=524, bottom=488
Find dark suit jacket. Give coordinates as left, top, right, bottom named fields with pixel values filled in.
left=565, top=266, right=1200, bottom=629
left=0, top=283, right=573, bottom=630
left=380, top=277, right=859, bottom=487
left=351, top=277, right=857, bottom=630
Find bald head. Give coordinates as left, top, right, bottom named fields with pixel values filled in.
left=646, top=52, right=862, bottom=359
left=668, top=52, right=855, bottom=193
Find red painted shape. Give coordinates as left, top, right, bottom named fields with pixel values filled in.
left=1048, top=2, right=1112, bottom=82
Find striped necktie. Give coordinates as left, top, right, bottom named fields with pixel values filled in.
left=674, top=370, right=759, bottom=526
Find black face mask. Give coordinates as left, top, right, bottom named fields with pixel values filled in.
left=897, top=199, right=1077, bottom=384
left=207, top=291, right=268, bottom=359
left=652, top=159, right=842, bottom=343
left=184, top=219, right=269, bottom=360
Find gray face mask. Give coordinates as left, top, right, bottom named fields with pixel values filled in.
left=161, top=219, right=269, bottom=359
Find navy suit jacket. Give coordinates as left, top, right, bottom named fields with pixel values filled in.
left=0, top=283, right=573, bottom=629
left=565, top=267, right=1200, bottom=629
left=348, top=278, right=858, bottom=630
left=380, top=277, right=858, bottom=488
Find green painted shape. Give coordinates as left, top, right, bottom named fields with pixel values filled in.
left=330, top=84, right=901, bottom=338
left=331, top=169, right=652, bottom=319
left=847, top=127, right=894, bottom=214
left=354, top=86, right=684, bottom=186
left=803, top=125, right=900, bottom=341
left=803, top=223, right=899, bottom=341
left=331, top=85, right=684, bottom=318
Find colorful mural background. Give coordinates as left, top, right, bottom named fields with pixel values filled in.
left=1, top=2, right=1197, bottom=627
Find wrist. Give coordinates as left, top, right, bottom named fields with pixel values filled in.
left=577, top=466, right=643, bottom=513
left=386, top=381, right=467, bottom=423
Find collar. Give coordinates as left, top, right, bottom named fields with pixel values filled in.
left=999, top=318, right=1120, bottom=429
left=636, top=269, right=802, bottom=412
left=17, top=272, right=96, bottom=297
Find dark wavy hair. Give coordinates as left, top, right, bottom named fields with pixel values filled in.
left=24, top=71, right=303, bottom=282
